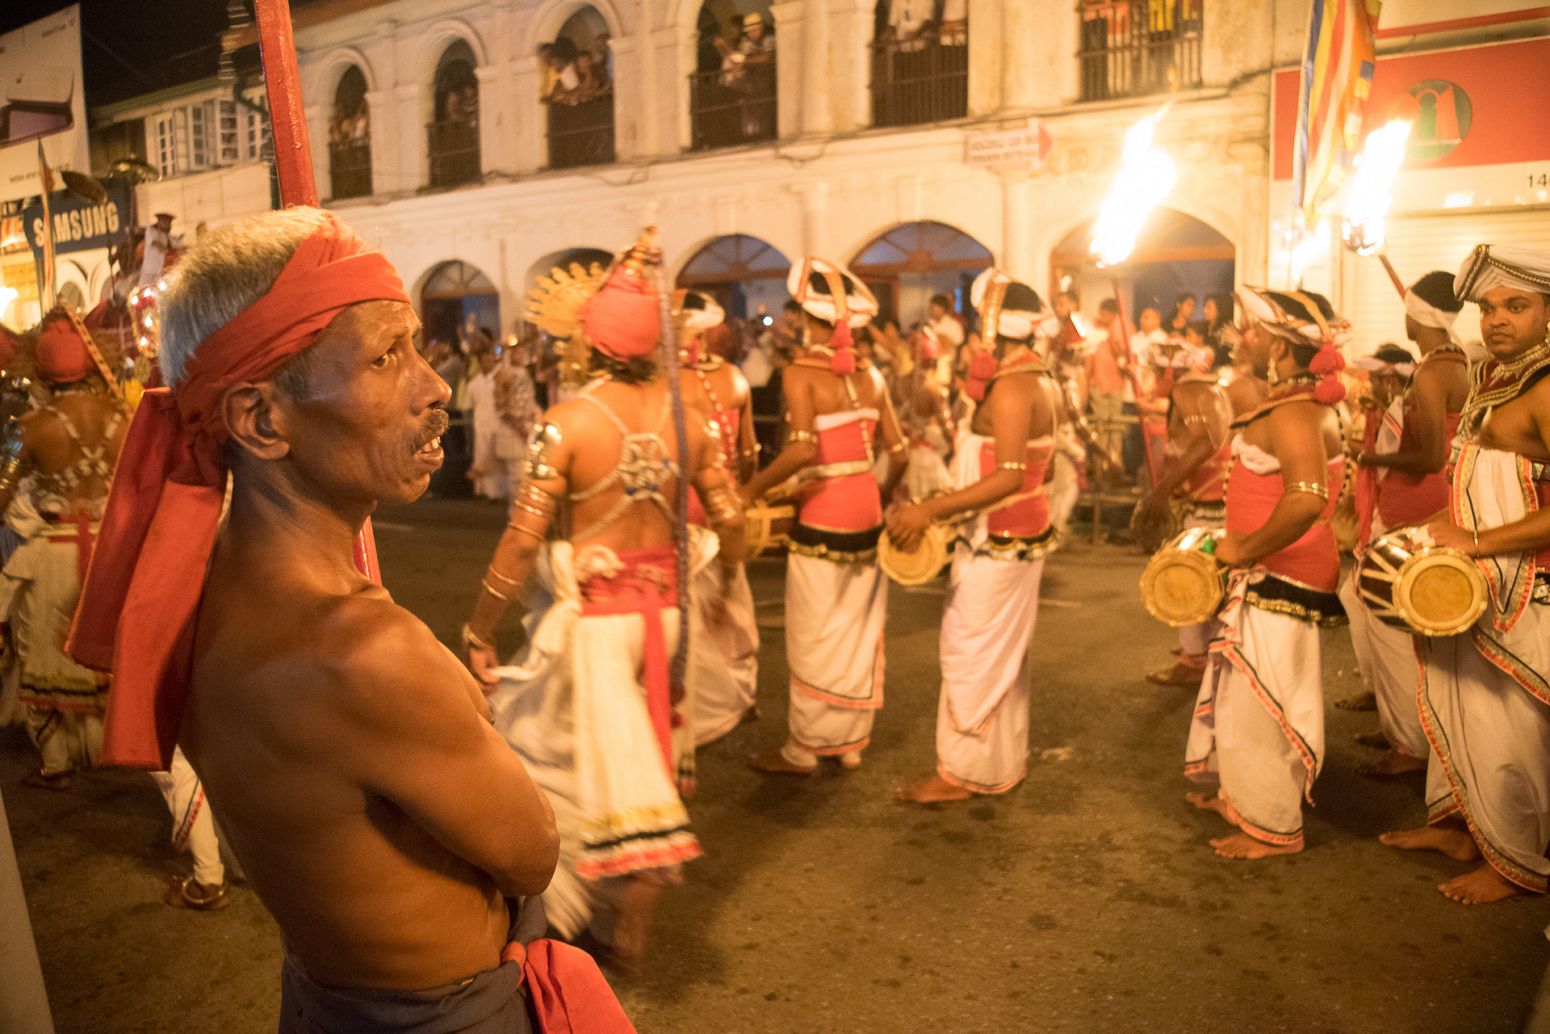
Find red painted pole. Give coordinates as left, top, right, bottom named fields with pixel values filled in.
left=1109, top=275, right=1156, bottom=480
left=252, top=0, right=380, bottom=583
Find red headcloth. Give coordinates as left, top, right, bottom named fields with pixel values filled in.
left=581, top=262, right=659, bottom=361
left=36, top=314, right=94, bottom=384
left=67, top=212, right=411, bottom=769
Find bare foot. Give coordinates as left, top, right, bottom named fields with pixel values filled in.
left=1336, top=690, right=1377, bottom=712
left=898, top=774, right=972, bottom=805
left=749, top=748, right=816, bottom=777
left=1146, top=659, right=1206, bottom=688
left=1209, top=832, right=1302, bottom=860
left=1353, top=730, right=1389, bottom=748
left=1439, top=864, right=1522, bottom=905
left=610, top=877, right=664, bottom=971
left=1185, top=791, right=1233, bottom=827
left=1378, top=825, right=1482, bottom=863
left=1357, top=749, right=1427, bottom=778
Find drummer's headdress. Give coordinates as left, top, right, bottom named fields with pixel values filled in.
left=1236, top=285, right=1345, bottom=403
left=964, top=268, right=1054, bottom=401
left=580, top=228, right=663, bottom=362
left=670, top=288, right=725, bottom=366
left=1454, top=244, right=1550, bottom=303
left=1354, top=342, right=1417, bottom=378
left=787, top=256, right=878, bottom=375
left=1403, top=270, right=1463, bottom=343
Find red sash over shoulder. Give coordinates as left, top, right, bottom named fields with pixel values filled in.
left=66, top=213, right=412, bottom=768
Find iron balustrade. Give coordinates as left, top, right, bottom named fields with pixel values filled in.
left=1078, top=0, right=1203, bottom=102
left=689, top=64, right=778, bottom=151
left=547, top=95, right=616, bottom=170
left=427, top=119, right=481, bottom=188
left=870, top=30, right=969, bottom=129
left=329, top=139, right=372, bottom=199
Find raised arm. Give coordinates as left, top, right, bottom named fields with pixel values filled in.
left=742, top=367, right=816, bottom=502
left=1216, top=404, right=1330, bottom=568
left=693, top=417, right=747, bottom=567
left=874, top=368, right=910, bottom=502
left=334, top=604, right=559, bottom=898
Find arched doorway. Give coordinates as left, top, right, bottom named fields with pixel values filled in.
left=329, top=65, right=372, bottom=199
left=871, top=0, right=968, bottom=128
left=1048, top=208, right=1235, bottom=328
left=850, top=220, right=991, bottom=327
left=542, top=8, right=615, bottom=170
left=429, top=41, right=480, bottom=188
left=421, top=260, right=499, bottom=352
left=676, top=233, right=791, bottom=321
left=690, top=1, right=777, bottom=151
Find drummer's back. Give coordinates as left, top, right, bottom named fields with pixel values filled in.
left=787, top=356, right=884, bottom=416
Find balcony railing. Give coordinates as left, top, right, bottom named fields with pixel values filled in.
left=329, top=139, right=372, bottom=199
left=427, top=119, right=480, bottom=188
left=1078, top=0, right=1203, bottom=102
left=870, top=31, right=969, bottom=129
left=689, top=64, right=777, bottom=151
left=547, top=95, right=616, bottom=170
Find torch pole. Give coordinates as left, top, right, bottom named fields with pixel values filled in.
left=1109, top=276, right=1156, bottom=481
left=1377, top=253, right=1406, bottom=300
left=252, top=0, right=380, bottom=583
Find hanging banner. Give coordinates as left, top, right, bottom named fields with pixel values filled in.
left=22, top=184, right=130, bottom=256
left=0, top=6, right=90, bottom=205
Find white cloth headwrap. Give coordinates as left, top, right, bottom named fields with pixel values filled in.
left=1454, top=244, right=1550, bottom=303
left=787, top=256, right=878, bottom=329
left=1403, top=290, right=1460, bottom=343
left=970, top=267, right=1053, bottom=343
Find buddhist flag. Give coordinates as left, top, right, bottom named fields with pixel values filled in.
left=1294, top=0, right=1383, bottom=228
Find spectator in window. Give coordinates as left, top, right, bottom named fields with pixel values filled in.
left=548, top=38, right=582, bottom=104
left=538, top=43, right=559, bottom=101
left=592, top=32, right=614, bottom=88
left=575, top=51, right=605, bottom=101
left=938, top=0, right=967, bottom=45
left=732, top=14, right=775, bottom=137
left=890, top=0, right=929, bottom=51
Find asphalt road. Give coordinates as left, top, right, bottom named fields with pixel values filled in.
left=4, top=497, right=1548, bottom=1033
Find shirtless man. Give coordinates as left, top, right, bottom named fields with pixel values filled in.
left=1136, top=330, right=1235, bottom=687
left=466, top=237, right=745, bottom=962
left=1183, top=288, right=1347, bottom=860
left=889, top=272, right=1063, bottom=803
left=70, top=209, right=565, bottom=1031
left=747, top=257, right=907, bottom=775
left=1380, top=245, right=1550, bottom=905
left=0, top=312, right=125, bottom=791
left=1345, top=273, right=1470, bottom=778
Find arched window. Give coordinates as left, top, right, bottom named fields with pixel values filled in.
left=850, top=220, right=989, bottom=323
left=541, top=8, right=615, bottom=170
left=428, top=41, right=481, bottom=188
left=329, top=66, right=371, bottom=199
left=870, top=0, right=967, bottom=128
left=677, top=233, right=790, bottom=318
left=690, top=2, right=777, bottom=151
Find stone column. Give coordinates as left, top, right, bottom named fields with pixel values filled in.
left=966, top=0, right=1001, bottom=118
left=610, top=35, right=640, bottom=160
left=770, top=1, right=806, bottom=140
left=800, top=0, right=831, bottom=136
left=826, top=0, right=871, bottom=133
left=797, top=180, right=830, bottom=256
left=475, top=65, right=503, bottom=176
left=999, top=168, right=1035, bottom=282
left=656, top=27, right=689, bottom=156
left=512, top=56, right=544, bottom=174
left=393, top=82, right=423, bottom=190
left=364, top=89, right=394, bottom=196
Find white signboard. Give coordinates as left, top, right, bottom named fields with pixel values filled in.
left=0, top=6, right=90, bottom=205
left=965, top=120, right=1053, bottom=170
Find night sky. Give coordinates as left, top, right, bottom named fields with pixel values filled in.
left=1, top=1, right=235, bottom=105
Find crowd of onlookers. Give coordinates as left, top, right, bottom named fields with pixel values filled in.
left=539, top=33, right=614, bottom=106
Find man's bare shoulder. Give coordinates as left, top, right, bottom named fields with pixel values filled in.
left=301, top=593, right=466, bottom=714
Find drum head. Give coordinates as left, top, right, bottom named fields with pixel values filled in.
left=1140, top=547, right=1223, bottom=629
left=879, top=523, right=950, bottom=586
left=1395, top=549, right=1488, bottom=637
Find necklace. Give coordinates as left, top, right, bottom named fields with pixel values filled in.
left=1493, top=335, right=1550, bottom=378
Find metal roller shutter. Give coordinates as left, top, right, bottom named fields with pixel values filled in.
left=1338, top=207, right=1550, bottom=356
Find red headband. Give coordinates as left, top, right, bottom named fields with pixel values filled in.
left=68, top=213, right=411, bottom=768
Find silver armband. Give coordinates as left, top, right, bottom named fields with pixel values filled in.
left=525, top=420, right=564, bottom=481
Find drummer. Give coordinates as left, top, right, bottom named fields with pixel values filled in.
left=1343, top=274, right=1469, bottom=780
left=745, top=257, right=907, bottom=776
left=1380, top=245, right=1550, bottom=905
left=1182, top=287, right=1347, bottom=860
left=669, top=290, right=763, bottom=748
left=889, top=271, right=1063, bottom=804
left=1135, top=323, right=1235, bottom=688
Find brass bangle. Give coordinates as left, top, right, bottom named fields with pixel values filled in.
left=1471, top=527, right=1480, bottom=557
left=485, top=566, right=521, bottom=588
left=481, top=578, right=512, bottom=602
left=739, top=444, right=762, bottom=459
left=787, top=429, right=816, bottom=445
left=1286, top=480, right=1328, bottom=501
left=997, top=461, right=1027, bottom=472
left=507, top=522, right=547, bottom=543
left=461, top=623, right=496, bottom=654
left=888, top=441, right=908, bottom=455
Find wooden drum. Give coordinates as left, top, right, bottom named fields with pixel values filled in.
left=743, top=503, right=795, bottom=558
left=1356, top=530, right=1488, bottom=637
left=878, top=523, right=951, bottom=586
left=1139, top=527, right=1225, bottom=628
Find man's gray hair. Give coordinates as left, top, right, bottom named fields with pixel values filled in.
left=158, top=207, right=333, bottom=388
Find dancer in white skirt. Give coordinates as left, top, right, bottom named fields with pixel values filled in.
left=891, top=270, right=1063, bottom=803
left=1380, top=245, right=1550, bottom=905
left=746, top=256, right=907, bottom=775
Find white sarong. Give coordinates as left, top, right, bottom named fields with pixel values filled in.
left=1419, top=445, right=1550, bottom=892
left=689, top=560, right=759, bottom=746
left=489, top=532, right=717, bottom=937
left=1185, top=579, right=1326, bottom=848
left=784, top=552, right=886, bottom=760
left=1339, top=565, right=1429, bottom=759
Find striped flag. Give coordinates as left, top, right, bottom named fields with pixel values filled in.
left=1294, top=0, right=1383, bottom=228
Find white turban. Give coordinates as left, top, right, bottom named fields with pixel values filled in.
left=1454, top=244, right=1550, bottom=303
left=970, top=267, right=1053, bottom=343
left=670, top=288, right=724, bottom=331
left=1403, top=289, right=1459, bottom=343
left=787, top=256, right=877, bottom=329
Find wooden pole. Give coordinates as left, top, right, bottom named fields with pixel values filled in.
left=1377, top=252, right=1406, bottom=300
left=251, top=0, right=379, bottom=583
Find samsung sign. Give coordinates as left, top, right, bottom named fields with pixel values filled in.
left=22, top=183, right=129, bottom=255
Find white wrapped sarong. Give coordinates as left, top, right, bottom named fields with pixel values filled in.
left=784, top=552, right=886, bottom=759
left=689, top=560, right=759, bottom=747
left=1419, top=445, right=1550, bottom=892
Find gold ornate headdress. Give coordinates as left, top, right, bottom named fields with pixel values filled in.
left=524, top=259, right=609, bottom=340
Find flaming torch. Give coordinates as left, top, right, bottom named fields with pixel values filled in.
left=1090, top=108, right=1178, bottom=483
left=1340, top=118, right=1413, bottom=299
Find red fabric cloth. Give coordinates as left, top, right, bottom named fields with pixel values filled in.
left=1376, top=411, right=1460, bottom=531
left=578, top=546, right=679, bottom=772
left=514, top=939, right=637, bottom=1034
left=980, top=439, right=1054, bottom=537
left=1225, top=456, right=1345, bottom=592
left=581, top=265, right=659, bottom=360
left=1354, top=413, right=1383, bottom=548
left=66, top=213, right=411, bottom=769
left=35, top=313, right=94, bottom=383
left=798, top=415, right=881, bottom=531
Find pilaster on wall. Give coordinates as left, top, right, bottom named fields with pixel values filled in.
left=795, top=180, right=830, bottom=256
left=800, top=0, right=832, bottom=136
left=475, top=66, right=508, bottom=175
left=998, top=168, right=1035, bottom=282
left=393, top=82, right=423, bottom=192
left=511, top=57, right=544, bottom=175
left=654, top=27, right=689, bottom=156
left=635, top=4, right=662, bottom=158
left=966, top=0, right=1001, bottom=118
left=770, top=1, right=806, bottom=140
left=610, top=35, right=641, bottom=160
left=364, top=90, right=395, bottom=197
left=826, top=0, right=871, bottom=133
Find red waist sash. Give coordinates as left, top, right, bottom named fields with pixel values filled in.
left=1376, top=410, right=1460, bottom=531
